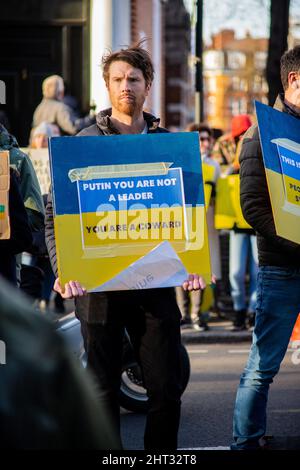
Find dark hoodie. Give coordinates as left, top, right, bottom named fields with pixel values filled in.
left=77, top=108, right=168, bottom=136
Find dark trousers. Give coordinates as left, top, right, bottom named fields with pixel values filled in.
left=76, top=288, right=182, bottom=450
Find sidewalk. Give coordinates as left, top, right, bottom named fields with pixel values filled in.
left=180, top=318, right=253, bottom=344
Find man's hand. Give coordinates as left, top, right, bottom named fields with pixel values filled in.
left=53, top=278, right=87, bottom=299
left=182, top=274, right=206, bottom=291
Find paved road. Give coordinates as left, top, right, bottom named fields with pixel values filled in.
left=120, top=342, right=300, bottom=450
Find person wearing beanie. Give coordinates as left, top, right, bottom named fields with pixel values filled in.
left=231, top=114, right=252, bottom=140
left=176, top=123, right=222, bottom=331
left=213, top=114, right=252, bottom=167
left=231, top=114, right=252, bottom=172
left=225, top=115, right=258, bottom=332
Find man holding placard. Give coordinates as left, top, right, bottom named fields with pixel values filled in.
left=45, top=42, right=206, bottom=450
left=231, top=45, right=300, bottom=450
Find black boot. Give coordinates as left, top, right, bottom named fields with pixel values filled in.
left=230, top=309, right=247, bottom=331
left=246, top=311, right=256, bottom=330
left=211, top=280, right=232, bottom=317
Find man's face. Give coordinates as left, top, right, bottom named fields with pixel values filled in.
left=199, top=131, right=212, bottom=156
left=106, top=61, right=150, bottom=116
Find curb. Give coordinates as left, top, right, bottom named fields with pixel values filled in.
left=181, top=330, right=253, bottom=344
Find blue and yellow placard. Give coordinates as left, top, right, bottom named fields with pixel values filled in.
left=256, top=101, right=300, bottom=244
left=202, top=163, right=215, bottom=209
left=0, top=151, right=10, bottom=240
left=49, top=132, right=211, bottom=291
left=214, top=174, right=251, bottom=229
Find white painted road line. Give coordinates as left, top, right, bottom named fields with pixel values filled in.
left=181, top=447, right=230, bottom=450
left=188, top=350, right=209, bottom=354
left=188, top=348, right=296, bottom=355
left=271, top=409, right=300, bottom=413
left=228, top=349, right=250, bottom=354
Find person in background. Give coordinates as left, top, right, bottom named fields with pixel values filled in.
left=30, top=121, right=60, bottom=149
left=176, top=123, right=221, bottom=331
left=32, top=75, right=95, bottom=136
left=211, top=127, right=223, bottom=147
left=0, top=124, right=45, bottom=299
left=0, top=124, right=45, bottom=231
left=0, top=170, right=32, bottom=284
left=62, top=81, right=81, bottom=116
left=225, top=115, right=258, bottom=331
left=29, top=122, right=65, bottom=313
left=231, top=45, right=300, bottom=450
left=213, top=114, right=252, bottom=167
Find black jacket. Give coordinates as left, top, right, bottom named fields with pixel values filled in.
left=239, top=95, right=300, bottom=267
left=45, top=109, right=168, bottom=277
left=78, top=108, right=168, bottom=136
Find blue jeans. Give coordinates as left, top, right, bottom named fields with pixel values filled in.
left=229, top=232, right=258, bottom=312
left=232, top=266, right=300, bottom=449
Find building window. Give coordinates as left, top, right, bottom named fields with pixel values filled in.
left=207, top=76, right=217, bottom=92
left=254, top=51, right=267, bottom=71
left=203, top=50, right=225, bottom=70
left=230, top=99, right=239, bottom=116
left=227, top=51, right=246, bottom=70
left=240, top=98, right=247, bottom=114
left=207, top=95, right=216, bottom=115
left=230, top=98, right=247, bottom=115
left=240, top=78, right=248, bottom=92
left=232, top=76, right=240, bottom=91
left=253, top=75, right=262, bottom=93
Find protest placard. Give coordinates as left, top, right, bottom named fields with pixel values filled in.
left=214, top=174, right=251, bottom=229
left=256, top=101, right=300, bottom=243
left=49, top=132, right=211, bottom=291
left=21, top=148, right=50, bottom=195
left=0, top=151, right=10, bottom=240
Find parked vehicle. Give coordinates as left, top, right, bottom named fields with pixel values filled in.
left=56, top=312, right=190, bottom=413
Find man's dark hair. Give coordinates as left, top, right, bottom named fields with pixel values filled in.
left=280, top=45, right=300, bottom=90
left=185, top=122, right=212, bottom=136
left=102, top=40, right=154, bottom=87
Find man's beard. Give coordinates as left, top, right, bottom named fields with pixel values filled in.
left=117, top=99, right=137, bottom=116
left=112, top=93, right=144, bottom=116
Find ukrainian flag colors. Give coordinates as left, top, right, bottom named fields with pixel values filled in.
left=49, top=132, right=211, bottom=291
left=256, top=101, right=300, bottom=244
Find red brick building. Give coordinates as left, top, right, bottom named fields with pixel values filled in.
left=203, top=29, right=268, bottom=132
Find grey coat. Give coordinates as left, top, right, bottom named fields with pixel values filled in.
left=32, top=98, right=94, bottom=136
